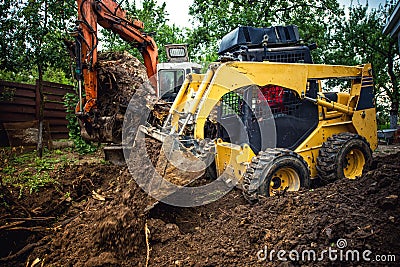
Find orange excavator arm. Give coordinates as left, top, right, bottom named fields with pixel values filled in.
left=75, top=0, right=158, bottom=115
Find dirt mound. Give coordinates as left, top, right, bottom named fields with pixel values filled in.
left=147, top=152, right=400, bottom=266
left=27, top=165, right=154, bottom=267
left=0, top=163, right=154, bottom=267
left=1, top=151, right=399, bottom=266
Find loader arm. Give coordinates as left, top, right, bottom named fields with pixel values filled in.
left=75, top=0, right=158, bottom=115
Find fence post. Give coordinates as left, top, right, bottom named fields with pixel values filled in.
left=36, top=76, right=44, bottom=157
left=35, top=79, right=40, bottom=120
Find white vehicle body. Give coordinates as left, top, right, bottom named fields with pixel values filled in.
left=156, top=44, right=202, bottom=101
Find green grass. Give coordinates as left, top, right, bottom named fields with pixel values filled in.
left=0, top=148, right=78, bottom=196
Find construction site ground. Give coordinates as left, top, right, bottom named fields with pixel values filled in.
left=0, top=143, right=399, bottom=266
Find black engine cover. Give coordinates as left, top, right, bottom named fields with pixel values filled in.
left=218, top=25, right=300, bottom=55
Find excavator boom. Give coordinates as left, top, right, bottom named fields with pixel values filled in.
left=71, top=0, right=201, bottom=152
left=75, top=0, right=158, bottom=115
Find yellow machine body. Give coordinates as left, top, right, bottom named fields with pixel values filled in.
left=159, top=61, right=377, bottom=182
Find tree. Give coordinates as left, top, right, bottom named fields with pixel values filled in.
left=325, top=2, right=399, bottom=128
left=21, top=0, right=75, bottom=156
left=1, top=0, right=75, bottom=156
left=0, top=0, right=75, bottom=79
left=0, top=1, right=27, bottom=72
left=188, top=0, right=342, bottom=63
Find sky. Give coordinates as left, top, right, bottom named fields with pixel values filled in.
left=135, top=0, right=194, bottom=28
left=139, top=0, right=389, bottom=28
left=162, top=0, right=193, bottom=28
left=338, top=0, right=388, bottom=8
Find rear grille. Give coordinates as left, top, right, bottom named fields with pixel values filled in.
left=219, top=86, right=301, bottom=119
left=264, top=52, right=306, bottom=63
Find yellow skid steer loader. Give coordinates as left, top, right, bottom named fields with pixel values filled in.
left=139, top=25, right=377, bottom=202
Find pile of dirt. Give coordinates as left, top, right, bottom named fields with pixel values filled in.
left=1, top=151, right=399, bottom=266
left=82, top=51, right=156, bottom=143
left=0, top=163, right=154, bottom=267
left=146, top=152, right=400, bottom=266
left=25, top=164, right=156, bottom=267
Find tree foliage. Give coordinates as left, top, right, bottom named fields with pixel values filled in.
left=0, top=68, right=73, bottom=85
left=0, top=0, right=75, bottom=79
left=0, top=1, right=26, bottom=72
left=324, top=1, right=399, bottom=128
left=188, top=0, right=342, bottom=62
left=100, top=0, right=186, bottom=62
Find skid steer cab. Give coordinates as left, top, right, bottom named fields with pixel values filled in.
left=141, top=25, right=377, bottom=203
left=157, top=44, right=202, bottom=102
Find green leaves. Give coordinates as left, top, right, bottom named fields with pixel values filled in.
left=324, top=2, right=399, bottom=127
left=0, top=148, right=75, bottom=195
left=0, top=0, right=75, bottom=76
left=100, top=0, right=186, bottom=63
left=188, top=0, right=342, bottom=62
left=63, top=92, right=97, bottom=155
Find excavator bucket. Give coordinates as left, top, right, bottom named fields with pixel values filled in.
left=103, top=146, right=127, bottom=165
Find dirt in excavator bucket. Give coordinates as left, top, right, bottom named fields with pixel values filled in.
left=81, top=51, right=157, bottom=145
left=97, top=51, right=149, bottom=110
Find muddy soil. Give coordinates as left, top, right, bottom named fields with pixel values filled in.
left=147, top=151, right=400, bottom=266
left=0, top=149, right=399, bottom=266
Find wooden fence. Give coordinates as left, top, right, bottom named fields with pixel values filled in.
left=0, top=80, right=75, bottom=146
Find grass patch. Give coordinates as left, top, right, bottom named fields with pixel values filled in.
left=0, top=147, right=78, bottom=196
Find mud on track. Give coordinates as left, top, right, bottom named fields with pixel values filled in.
left=0, top=151, right=399, bottom=266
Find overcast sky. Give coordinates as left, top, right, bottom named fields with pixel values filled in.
left=338, top=0, right=387, bottom=8
left=162, top=0, right=193, bottom=28
left=139, top=0, right=389, bottom=29
left=134, top=0, right=194, bottom=28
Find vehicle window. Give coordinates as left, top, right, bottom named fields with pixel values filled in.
left=159, top=69, right=185, bottom=97
left=192, top=68, right=201, bottom=74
